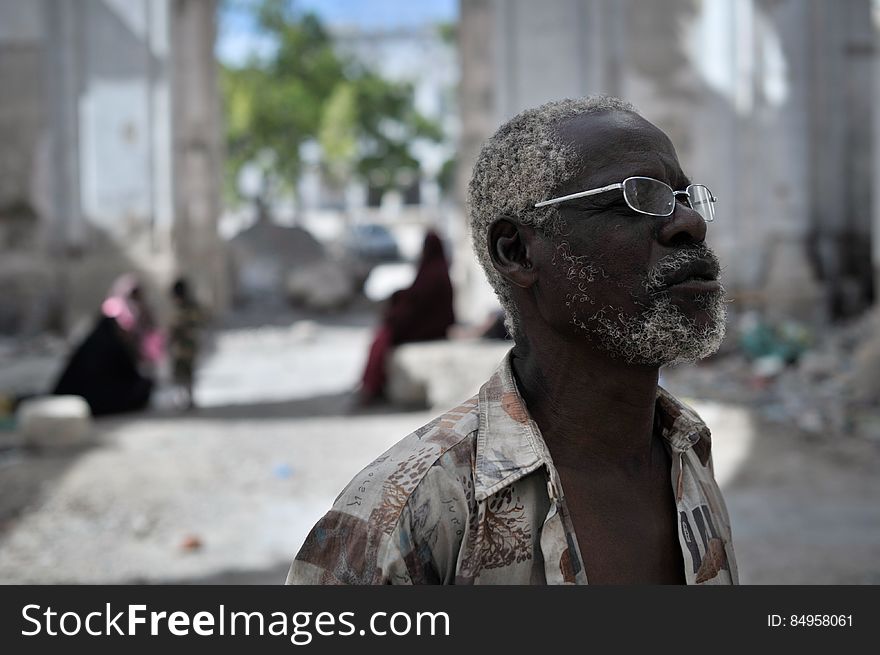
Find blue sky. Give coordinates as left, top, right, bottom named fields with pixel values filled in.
left=217, top=0, right=458, bottom=65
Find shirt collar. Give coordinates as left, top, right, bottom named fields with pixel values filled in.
left=473, top=351, right=711, bottom=500
left=654, top=384, right=712, bottom=453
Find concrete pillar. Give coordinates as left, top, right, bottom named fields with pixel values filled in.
left=874, top=2, right=880, bottom=300
left=806, top=0, right=874, bottom=319
left=147, top=0, right=174, bottom=249
left=747, top=0, right=822, bottom=325
left=170, top=0, right=227, bottom=314
left=45, top=0, right=83, bottom=253
left=455, top=0, right=498, bottom=324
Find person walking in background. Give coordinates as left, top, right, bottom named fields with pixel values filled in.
left=358, top=230, right=455, bottom=404
left=168, top=277, right=203, bottom=411
left=53, top=273, right=163, bottom=416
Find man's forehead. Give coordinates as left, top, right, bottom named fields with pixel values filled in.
left=552, top=110, right=680, bottom=181
left=554, top=110, right=672, bottom=150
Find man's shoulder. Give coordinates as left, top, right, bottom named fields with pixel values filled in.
left=334, top=395, right=481, bottom=518
left=289, top=396, right=481, bottom=584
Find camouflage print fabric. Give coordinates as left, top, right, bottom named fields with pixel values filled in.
left=169, top=299, right=201, bottom=384
left=287, top=352, right=738, bottom=585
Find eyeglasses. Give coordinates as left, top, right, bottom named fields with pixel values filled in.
left=534, top=176, right=717, bottom=223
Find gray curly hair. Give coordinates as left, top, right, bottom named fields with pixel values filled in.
left=466, top=95, right=636, bottom=339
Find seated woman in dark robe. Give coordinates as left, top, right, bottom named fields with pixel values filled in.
left=359, top=230, right=455, bottom=403
left=53, top=274, right=162, bottom=416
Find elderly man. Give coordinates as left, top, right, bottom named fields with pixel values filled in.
left=288, top=96, right=738, bottom=585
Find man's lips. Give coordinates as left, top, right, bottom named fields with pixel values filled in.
left=665, top=278, right=722, bottom=293
left=662, top=258, right=720, bottom=287
left=650, top=256, right=722, bottom=294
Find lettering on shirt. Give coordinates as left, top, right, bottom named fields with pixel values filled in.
left=680, top=505, right=729, bottom=575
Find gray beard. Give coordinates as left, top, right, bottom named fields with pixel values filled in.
left=557, top=244, right=727, bottom=366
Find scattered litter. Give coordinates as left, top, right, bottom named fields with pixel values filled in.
left=739, top=313, right=811, bottom=366
left=180, top=535, right=203, bottom=552
left=751, top=355, right=785, bottom=380
left=0, top=394, right=16, bottom=432
left=273, top=463, right=293, bottom=479
left=130, top=514, right=154, bottom=539
left=664, top=308, right=880, bottom=439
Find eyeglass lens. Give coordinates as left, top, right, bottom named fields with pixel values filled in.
left=687, top=184, right=715, bottom=222
left=622, top=177, right=715, bottom=222
left=622, top=177, right=675, bottom=216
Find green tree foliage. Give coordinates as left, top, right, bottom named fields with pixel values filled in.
left=318, top=81, right=358, bottom=188
left=221, top=0, right=441, bottom=204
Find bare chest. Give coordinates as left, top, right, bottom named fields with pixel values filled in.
left=557, top=469, right=685, bottom=585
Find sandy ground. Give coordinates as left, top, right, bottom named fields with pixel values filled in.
left=1, top=310, right=878, bottom=584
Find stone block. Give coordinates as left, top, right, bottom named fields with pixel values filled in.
left=17, top=395, right=92, bottom=447
left=387, top=340, right=512, bottom=409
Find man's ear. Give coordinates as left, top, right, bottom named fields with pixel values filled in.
left=488, top=217, right=539, bottom=288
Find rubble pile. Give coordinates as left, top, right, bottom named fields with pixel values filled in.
left=664, top=310, right=880, bottom=441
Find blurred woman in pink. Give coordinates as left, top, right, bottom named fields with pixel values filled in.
left=53, top=273, right=164, bottom=415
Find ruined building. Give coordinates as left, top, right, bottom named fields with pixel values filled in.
left=0, top=0, right=225, bottom=335
left=456, top=0, right=878, bottom=327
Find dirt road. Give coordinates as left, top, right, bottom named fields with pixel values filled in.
left=1, top=313, right=877, bottom=584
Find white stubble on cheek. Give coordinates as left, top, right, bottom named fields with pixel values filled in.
left=553, top=241, right=607, bottom=313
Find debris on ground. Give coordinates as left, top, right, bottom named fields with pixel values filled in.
left=180, top=535, right=203, bottom=552
left=664, top=309, right=880, bottom=440
left=273, top=463, right=293, bottom=479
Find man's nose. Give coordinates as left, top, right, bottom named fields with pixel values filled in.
left=657, top=203, right=708, bottom=246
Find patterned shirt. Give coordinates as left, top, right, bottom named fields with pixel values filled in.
left=169, top=297, right=202, bottom=383
left=287, top=352, right=738, bottom=585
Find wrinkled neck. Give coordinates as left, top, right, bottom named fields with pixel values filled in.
left=510, top=331, right=661, bottom=467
